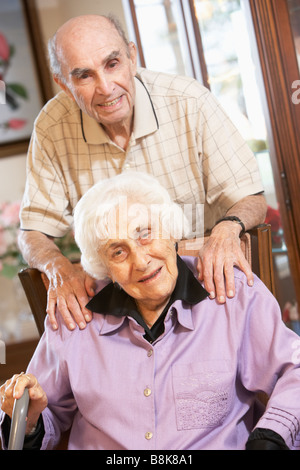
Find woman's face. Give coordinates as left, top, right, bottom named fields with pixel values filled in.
left=98, top=210, right=178, bottom=312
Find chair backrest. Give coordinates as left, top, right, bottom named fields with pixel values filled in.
left=18, top=224, right=275, bottom=337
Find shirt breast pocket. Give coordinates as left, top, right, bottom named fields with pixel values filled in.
left=172, top=360, right=234, bottom=431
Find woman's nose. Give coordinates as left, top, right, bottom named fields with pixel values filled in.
left=131, top=247, right=151, bottom=271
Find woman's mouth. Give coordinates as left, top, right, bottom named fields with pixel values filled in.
left=138, top=267, right=162, bottom=283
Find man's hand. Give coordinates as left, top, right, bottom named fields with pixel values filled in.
left=45, top=260, right=97, bottom=331
left=18, top=230, right=97, bottom=331
left=197, top=221, right=254, bottom=303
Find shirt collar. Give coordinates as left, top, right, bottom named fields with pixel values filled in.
left=80, top=75, right=159, bottom=145
left=86, top=256, right=209, bottom=336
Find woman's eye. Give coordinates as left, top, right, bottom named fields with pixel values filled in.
left=138, top=229, right=152, bottom=243
left=111, top=248, right=127, bottom=261
left=141, top=231, right=149, bottom=239
left=114, top=249, right=123, bottom=257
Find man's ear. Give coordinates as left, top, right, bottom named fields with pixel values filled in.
left=53, top=75, right=75, bottom=101
left=128, top=41, right=137, bottom=75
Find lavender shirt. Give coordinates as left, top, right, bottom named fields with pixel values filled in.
left=2, top=257, right=300, bottom=450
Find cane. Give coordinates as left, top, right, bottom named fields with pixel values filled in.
left=8, top=388, right=29, bottom=450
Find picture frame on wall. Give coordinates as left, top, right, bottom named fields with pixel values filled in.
left=0, top=0, right=53, bottom=158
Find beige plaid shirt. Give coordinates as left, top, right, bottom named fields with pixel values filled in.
left=20, top=68, right=263, bottom=238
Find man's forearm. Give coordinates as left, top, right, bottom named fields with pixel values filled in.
left=225, top=194, right=267, bottom=232
left=18, top=230, right=71, bottom=275
left=18, top=229, right=95, bottom=330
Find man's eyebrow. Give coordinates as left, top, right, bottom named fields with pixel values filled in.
left=104, top=50, right=121, bottom=63
left=70, top=50, right=121, bottom=78
left=70, top=67, right=90, bottom=78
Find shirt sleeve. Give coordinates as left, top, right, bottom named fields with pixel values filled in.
left=246, top=428, right=289, bottom=450
left=236, top=274, right=300, bottom=449
left=198, top=90, right=264, bottom=213
left=25, top=317, right=78, bottom=450
left=20, top=125, right=73, bottom=238
left=1, top=414, right=45, bottom=450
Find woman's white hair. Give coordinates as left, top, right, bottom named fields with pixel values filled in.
left=74, top=171, right=191, bottom=279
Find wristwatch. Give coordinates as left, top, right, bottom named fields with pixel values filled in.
left=214, top=216, right=246, bottom=237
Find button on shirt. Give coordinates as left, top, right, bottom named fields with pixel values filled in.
left=2, top=257, right=300, bottom=450
left=20, top=68, right=264, bottom=237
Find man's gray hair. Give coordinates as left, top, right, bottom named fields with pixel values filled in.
left=74, top=172, right=191, bottom=280
left=47, top=14, right=130, bottom=82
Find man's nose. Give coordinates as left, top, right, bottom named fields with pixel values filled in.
left=95, top=73, right=113, bottom=96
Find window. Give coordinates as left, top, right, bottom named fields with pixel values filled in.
left=288, top=0, right=300, bottom=72
left=126, top=0, right=300, bottom=330
left=127, top=0, right=195, bottom=76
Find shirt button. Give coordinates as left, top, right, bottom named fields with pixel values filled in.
left=123, top=163, right=131, bottom=170
left=147, top=349, right=153, bottom=357
left=145, top=431, right=153, bottom=440
left=144, top=387, right=151, bottom=397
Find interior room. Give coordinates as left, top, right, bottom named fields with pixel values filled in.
left=0, top=0, right=300, bottom=449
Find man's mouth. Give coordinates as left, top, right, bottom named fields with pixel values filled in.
left=138, top=267, right=162, bottom=283
left=99, top=96, right=122, bottom=107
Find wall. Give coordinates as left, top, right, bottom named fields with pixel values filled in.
left=0, top=0, right=129, bottom=203
left=0, top=0, right=128, bottom=344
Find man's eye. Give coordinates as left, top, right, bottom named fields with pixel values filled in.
left=107, top=60, right=118, bottom=69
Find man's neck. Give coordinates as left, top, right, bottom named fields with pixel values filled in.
left=103, top=117, right=133, bottom=150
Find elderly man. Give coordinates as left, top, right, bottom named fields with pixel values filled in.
left=1, top=172, right=298, bottom=450
left=18, top=14, right=266, bottom=331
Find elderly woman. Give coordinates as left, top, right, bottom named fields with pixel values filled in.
left=1, top=171, right=300, bottom=450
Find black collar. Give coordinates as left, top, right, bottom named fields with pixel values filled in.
left=86, top=255, right=208, bottom=342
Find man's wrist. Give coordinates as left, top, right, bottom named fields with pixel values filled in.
left=214, top=216, right=245, bottom=237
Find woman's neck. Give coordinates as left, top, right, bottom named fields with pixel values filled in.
left=135, top=297, right=170, bottom=328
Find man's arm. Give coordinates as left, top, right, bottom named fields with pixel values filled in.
left=197, top=193, right=267, bottom=303
left=18, top=230, right=96, bottom=330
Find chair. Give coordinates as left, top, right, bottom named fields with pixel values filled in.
left=18, top=223, right=275, bottom=338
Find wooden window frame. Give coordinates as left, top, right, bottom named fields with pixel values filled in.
left=246, top=0, right=300, bottom=304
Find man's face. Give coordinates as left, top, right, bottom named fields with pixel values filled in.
left=56, top=20, right=137, bottom=134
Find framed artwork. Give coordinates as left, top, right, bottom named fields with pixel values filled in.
left=0, top=0, right=53, bottom=158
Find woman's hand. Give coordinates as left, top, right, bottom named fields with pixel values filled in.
left=0, top=372, right=47, bottom=434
